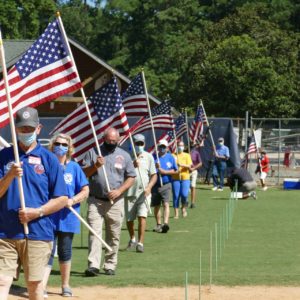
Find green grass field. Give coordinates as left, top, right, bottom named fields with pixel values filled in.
left=16, top=185, right=300, bottom=288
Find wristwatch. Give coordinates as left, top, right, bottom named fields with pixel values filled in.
left=38, top=207, right=44, bottom=218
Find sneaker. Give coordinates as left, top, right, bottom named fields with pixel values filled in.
left=217, top=188, right=223, bottom=191
left=126, top=240, right=137, bottom=251
left=212, top=187, right=218, bottom=191
left=84, top=267, right=99, bottom=277
left=136, top=243, right=144, bottom=253
left=62, top=287, right=73, bottom=297
left=262, top=186, right=268, bottom=191
left=161, top=223, right=170, bottom=233
left=182, top=210, right=188, bottom=218
left=190, top=203, right=196, bottom=209
left=250, top=191, right=257, bottom=200
left=43, top=291, right=48, bottom=299
left=104, top=269, right=115, bottom=276
left=153, top=224, right=162, bottom=233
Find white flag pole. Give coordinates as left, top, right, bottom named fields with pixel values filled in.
left=128, top=133, right=152, bottom=214
left=200, top=100, right=216, bottom=155
left=0, top=31, right=29, bottom=234
left=68, top=206, right=112, bottom=251
left=184, top=108, right=191, bottom=153
left=141, top=70, right=163, bottom=186
left=56, top=13, right=112, bottom=203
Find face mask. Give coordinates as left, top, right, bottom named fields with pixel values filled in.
left=17, top=131, right=37, bottom=147
left=104, top=141, right=117, bottom=152
left=159, top=147, right=167, bottom=154
left=135, top=145, right=144, bottom=154
left=219, top=142, right=224, bottom=146
left=53, top=145, right=68, bottom=157
left=178, top=146, right=184, bottom=153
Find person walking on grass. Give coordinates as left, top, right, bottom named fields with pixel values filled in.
left=82, top=128, right=136, bottom=277
left=212, top=137, right=230, bottom=191
left=125, top=134, right=157, bottom=253
left=152, top=139, right=178, bottom=233
left=255, top=150, right=270, bottom=191
left=42, top=133, right=89, bottom=298
left=189, top=142, right=202, bottom=208
left=172, top=141, right=193, bottom=218
left=0, top=107, right=68, bottom=300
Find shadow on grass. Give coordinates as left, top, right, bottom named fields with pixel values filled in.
left=10, top=284, right=27, bottom=298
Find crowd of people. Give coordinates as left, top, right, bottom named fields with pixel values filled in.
left=0, top=106, right=270, bottom=300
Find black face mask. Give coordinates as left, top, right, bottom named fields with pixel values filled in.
left=104, top=141, right=117, bottom=152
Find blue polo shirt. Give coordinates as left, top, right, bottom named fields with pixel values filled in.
left=153, top=152, right=178, bottom=185
left=0, top=143, right=67, bottom=241
left=216, top=144, right=230, bottom=159
left=51, top=161, right=88, bottom=234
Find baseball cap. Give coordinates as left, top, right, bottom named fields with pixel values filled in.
left=158, top=139, right=168, bottom=147
left=15, top=107, right=39, bottom=128
left=133, top=134, right=145, bottom=143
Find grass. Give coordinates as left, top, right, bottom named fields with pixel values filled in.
left=14, top=184, right=300, bottom=288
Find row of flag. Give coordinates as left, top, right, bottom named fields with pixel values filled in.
left=0, top=16, right=210, bottom=162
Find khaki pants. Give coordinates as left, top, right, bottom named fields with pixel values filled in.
left=87, top=197, right=124, bottom=271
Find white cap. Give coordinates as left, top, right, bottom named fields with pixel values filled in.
left=158, top=139, right=168, bottom=147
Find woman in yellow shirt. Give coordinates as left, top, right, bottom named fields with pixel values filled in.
left=172, top=141, right=193, bottom=218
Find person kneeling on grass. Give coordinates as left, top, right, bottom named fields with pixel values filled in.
left=227, top=167, right=257, bottom=200
left=125, top=134, right=157, bottom=253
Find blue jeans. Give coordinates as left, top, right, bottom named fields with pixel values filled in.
left=48, top=231, right=74, bottom=266
left=212, top=161, right=227, bottom=188
left=172, top=180, right=190, bottom=208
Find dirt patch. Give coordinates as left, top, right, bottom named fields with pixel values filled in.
left=8, top=285, right=300, bottom=300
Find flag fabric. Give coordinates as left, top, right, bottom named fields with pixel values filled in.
left=51, top=77, right=129, bottom=162
left=0, top=19, right=81, bottom=128
left=148, top=114, right=186, bottom=153
left=241, top=135, right=258, bottom=169
left=189, top=105, right=205, bottom=143
left=132, top=100, right=174, bottom=135
left=121, top=73, right=148, bottom=116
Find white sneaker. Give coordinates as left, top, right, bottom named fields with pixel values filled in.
left=212, top=187, right=218, bottom=191
left=43, top=291, right=48, bottom=299
left=262, top=186, right=268, bottom=191
left=217, top=188, right=223, bottom=191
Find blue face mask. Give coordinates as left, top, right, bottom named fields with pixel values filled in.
left=17, top=131, right=37, bottom=147
left=178, top=146, right=184, bottom=153
left=53, top=145, right=68, bottom=157
left=135, top=145, right=144, bottom=154
left=159, top=147, right=167, bottom=154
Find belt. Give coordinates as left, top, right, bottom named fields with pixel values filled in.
left=95, top=197, right=110, bottom=202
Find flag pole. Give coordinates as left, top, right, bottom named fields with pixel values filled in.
left=128, top=133, right=152, bottom=214
left=141, top=70, right=163, bottom=186
left=200, top=100, right=216, bottom=155
left=56, top=12, right=112, bottom=202
left=0, top=31, right=29, bottom=234
left=252, top=129, right=262, bottom=170
left=184, top=108, right=191, bottom=153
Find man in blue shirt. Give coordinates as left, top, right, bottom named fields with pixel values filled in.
left=152, top=139, right=178, bottom=233
left=212, top=137, right=230, bottom=191
left=0, top=107, right=68, bottom=300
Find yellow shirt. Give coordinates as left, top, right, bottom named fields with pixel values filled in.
left=172, top=152, right=192, bottom=181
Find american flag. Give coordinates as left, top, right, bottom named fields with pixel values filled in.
left=189, top=105, right=206, bottom=143
left=121, top=73, right=148, bottom=116
left=51, top=77, right=129, bottom=162
left=0, top=19, right=81, bottom=128
left=132, top=100, right=174, bottom=134
left=241, top=135, right=258, bottom=169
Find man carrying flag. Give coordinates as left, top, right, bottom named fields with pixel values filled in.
left=0, top=107, right=68, bottom=300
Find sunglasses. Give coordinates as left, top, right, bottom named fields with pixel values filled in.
left=54, top=142, right=68, bottom=147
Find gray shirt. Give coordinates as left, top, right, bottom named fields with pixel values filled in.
left=82, top=145, right=136, bottom=199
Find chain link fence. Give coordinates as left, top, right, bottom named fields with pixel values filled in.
left=232, top=117, right=300, bottom=186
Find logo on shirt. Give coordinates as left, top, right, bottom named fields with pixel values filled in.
left=34, top=164, right=45, bottom=174
left=64, top=173, right=73, bottom=185
left=166, top=162, right=172, bottom=168
left=115, top=155, right=124, bottom=170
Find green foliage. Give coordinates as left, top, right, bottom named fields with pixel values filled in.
left=1, top=0, right=300, bottom=117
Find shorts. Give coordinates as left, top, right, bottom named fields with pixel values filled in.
left=151, top=183, right=171, bottom=207
left=260, top=171, right=268, bottom=180
left=125, top=193, right=150, bottom=221
left=190, top=170, right=198, bottom=188
left=0, top=239, right=52, bottom=281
